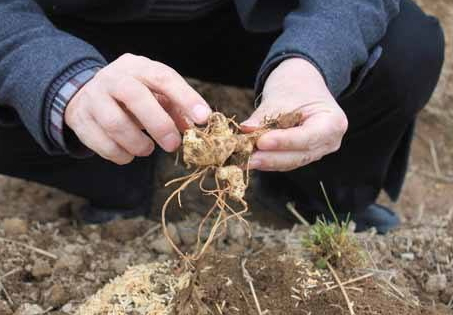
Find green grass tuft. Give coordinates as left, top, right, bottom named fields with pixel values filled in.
left=302, top=182, right=365, bottom=269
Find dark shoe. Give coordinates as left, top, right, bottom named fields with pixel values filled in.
left=76, top=202, right=151, bottom=224
left=348, top=203, right=401, bottom=234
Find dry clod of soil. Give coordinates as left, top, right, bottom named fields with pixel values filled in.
left=2, top=218, right=28, bottom=236
left=150, top=236, right=176, bottom=255
left=425, top=274, right=447, bottom=293
left=110, top=255, right=131, bottom=275
left=31, top=259, right=52, bottom=279
left=45, top=283, right=70, bottom=307
left=54, top=254, right=84, bottom=273
left=176, top=221, right=198, bottom=245
left=101, top=217, right=149, bottom=242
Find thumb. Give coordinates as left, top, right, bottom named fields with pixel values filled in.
left=241, top=115, right=264, bottom=133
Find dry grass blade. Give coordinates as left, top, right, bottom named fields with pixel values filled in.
left=327, top=261, right=355, bottom=315
left=0, top=268, right=22, bottom=280
left=0, top=236, right=57, bottom=260
left=286, top=202, right=310, bottom=227
left=429, top=139, right=442, bottom=177
left=0, top=279, right=14, bottom=307
left=241, top=259, right=263, bottom=315
left=317, top=273, right=374, bottom=294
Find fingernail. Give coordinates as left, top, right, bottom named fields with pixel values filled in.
left=258, top=137, right=278, bottom=150
left=249, top=157, right=261, bottom=169
left=161, top=133, right=181, bottom=152
left=192, top=104, right=211, bottom=123
left=241, top=119, right=259, bottom=127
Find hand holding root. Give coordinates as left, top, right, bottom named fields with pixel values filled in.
left=162, top=111, right=302, bottom=266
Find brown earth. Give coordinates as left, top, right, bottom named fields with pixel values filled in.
left=175, top=250, right=442, bottom=315
left=1, top=0, right=452, bottom=314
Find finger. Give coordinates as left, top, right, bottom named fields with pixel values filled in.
left=156, top=93, right=194, bottom=131
left=256, top=117, right=343, bottom=152
left=120, top=56, right=212, bottom=124
left=248, top=151, right=318, bottom=172
left=89, top=91, right=155, bottom=157
left=107, top=76, right=182, bottom=152
left=70, top=112, right=134, bottom=165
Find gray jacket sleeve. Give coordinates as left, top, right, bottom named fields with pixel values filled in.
left=249, top=0, right=401, bottom=97
left=0, top=0, right=106, bottom=154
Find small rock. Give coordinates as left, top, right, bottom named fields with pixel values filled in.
left=13, top=304, right=43, bottom=315
left=177, top=221, right=197, bottom=245
left=61, top=303, right=73, bottom=314
left=45, top=284, right=69, bottom=307
left=54, top=254, right=84, bottom=273
left=400, top=252, right=415, bottom=261
left=167, top=223, right=181, bottom=245
left=87, top=232, right=101, bottom=243
left=2, top=218, right=28, bottom=236
left=227, top=221, right=248, bottom=245
left=425, top=274, right=447, bottom=293
left=84, top=272, right=96, bottom=281
left=150, top=237, right=175, bottom=255
left=31, top=259, right=52, bottom=279
left=157, top=254, right=170, bottom=262
left=102, top=218, right=147, bottom=242
left=110, top=255, right=130, bottom=274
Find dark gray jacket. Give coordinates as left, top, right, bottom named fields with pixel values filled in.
left=0, top=0, right=400, bottom=154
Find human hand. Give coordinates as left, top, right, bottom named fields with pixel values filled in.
left=241, top=58, right=348, bottom=171
left=65, top=53, right=211, bottom=164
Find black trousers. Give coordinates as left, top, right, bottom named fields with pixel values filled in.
left=0, top=0, right=445, bottom=218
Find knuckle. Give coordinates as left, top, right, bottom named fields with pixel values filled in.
left=118, top=53, right=137, bottom=63
left=152, top=123, right=173, bottom=139
left=335, top=113, right=349, bottom=136
left=114, top=77, right=137, bottom=101
left=102, top=115, right=127, bottom=133
left=151, top=63, right=177, bottom=85
left=132, top=140, right=154, bottom=156
left=95, top=68, right=116, bottom=83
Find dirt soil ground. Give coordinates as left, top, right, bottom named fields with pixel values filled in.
left=0, top=0, right=452, bottom=314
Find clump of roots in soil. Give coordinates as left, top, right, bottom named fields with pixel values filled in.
left=162, top=110, right=303, bottom=266
left=302, top=183, right=365, bottom=270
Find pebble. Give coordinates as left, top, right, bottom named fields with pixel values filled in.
left=176, top=221, right=197, bottom=245
left=13, top=304, right=43, bottom=315
left=61, top=303, right=73, bottom=314
left=425, top=274, right=447, bottom=293
left=45, top=284, right=69, bottom=307
left=54, top=254, right=84, bottom=273
left=31, top=259, right=52, bottom=279
left=110, top=255, right=130, bottom=274
left=2, top=218, right=28, bottom=236
left=227, top=221, right=248, bottom=245
left=150, top=237, right=175, bottom=255
left=102, top=218, right=147, bottom=242
left=400, top=252, right=415, bottom=261
left=167, top=223, right=181, bottom=245
left=84, top=272, right=96, bottom=281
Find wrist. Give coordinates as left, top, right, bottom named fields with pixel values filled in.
left=263, top=58, right=332, bottom=104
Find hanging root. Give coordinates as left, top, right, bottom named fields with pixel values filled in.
left=162, top=110, right=304, bottom=266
